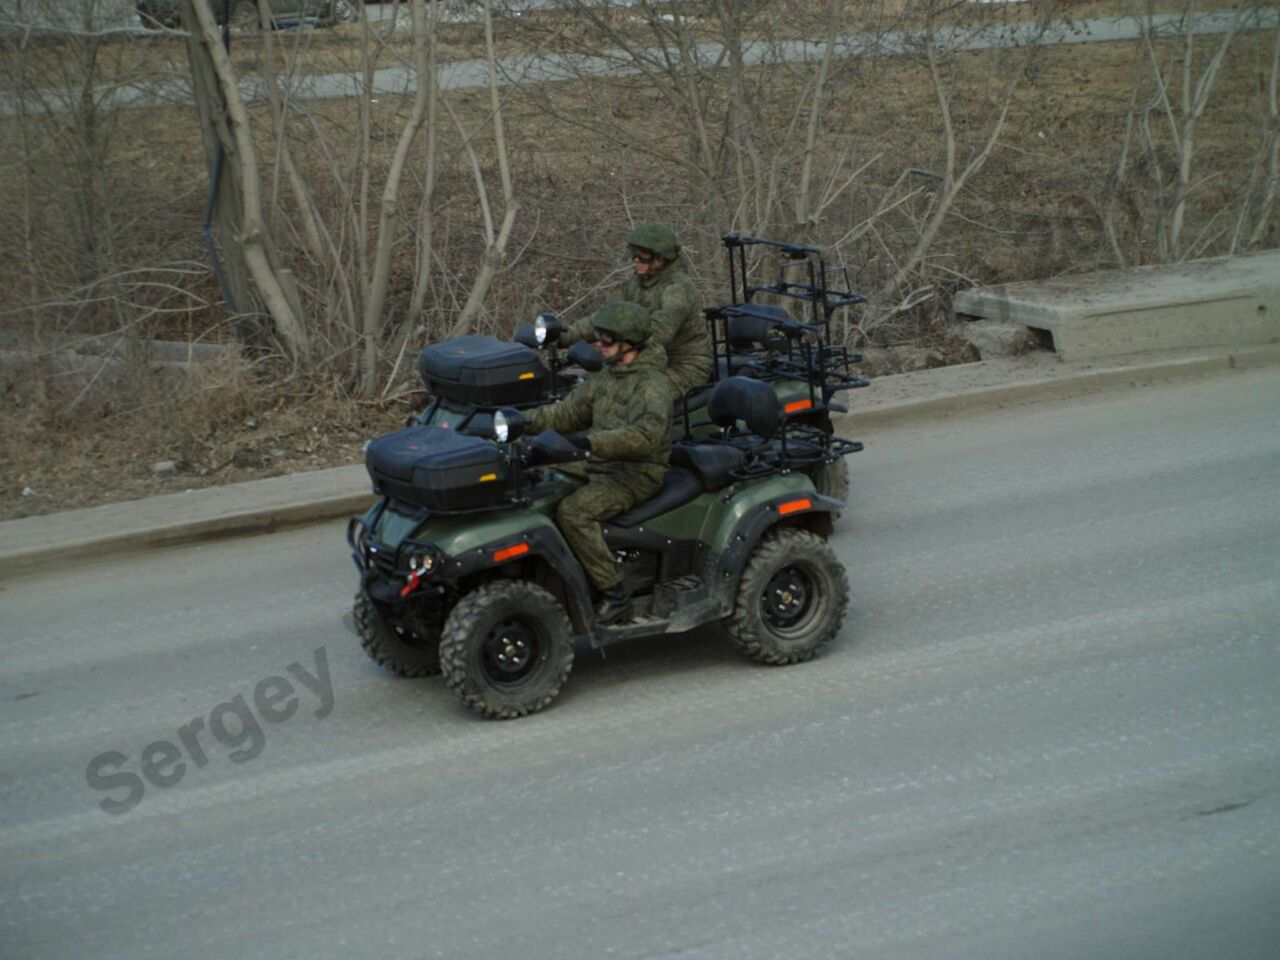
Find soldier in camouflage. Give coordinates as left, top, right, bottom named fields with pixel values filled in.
left=528, top=300, right=673, bottom=624
left=561, top=223, right=712, bottom=403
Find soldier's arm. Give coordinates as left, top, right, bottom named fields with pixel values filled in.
left=528, top=382, right=594, bottom=435
left=556, top=316, right=595, bottom=348
left=588, top=378, right=672, bottom=461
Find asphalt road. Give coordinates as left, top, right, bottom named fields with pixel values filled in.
left=2, top=368, right=1278, bottom=959
left=5, top=9, right=1275, bottom=116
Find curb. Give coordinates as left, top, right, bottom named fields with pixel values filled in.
left=0, top=468, right=371, bottom=581
left=0, top=492, right=374, bottom=581
left=836, top=354, right=1235, bottom=430
left=2, top=347, right=1276, bottom=581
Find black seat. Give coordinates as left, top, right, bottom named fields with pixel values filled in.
left=714, top=355, right=763, bottom=379
left=607, top=467, right=703, bottom=528
left=708, top=376, right=783, bottom=438
left=671, top=442, right=745, bottom=490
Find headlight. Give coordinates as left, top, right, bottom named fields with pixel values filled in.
left=493, top=407, right=525, bottom=443
left=408, top=550, right=438, bottom=573
left=534, top=312, right=561, bottom=346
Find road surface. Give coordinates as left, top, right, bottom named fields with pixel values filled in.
left=2, top=368, right=1278, bottom=958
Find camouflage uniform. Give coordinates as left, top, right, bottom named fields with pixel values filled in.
left=529, top=338, right=672, bottom=592
left=563, top=225, right=712, bottom=400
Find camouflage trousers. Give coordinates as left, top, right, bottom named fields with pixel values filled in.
left=555, top=468, right=663, bottom=592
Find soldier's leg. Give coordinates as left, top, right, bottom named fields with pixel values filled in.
left=668, top=362, right=713, bottom=407
left=555, top=476, right=655, bottom=591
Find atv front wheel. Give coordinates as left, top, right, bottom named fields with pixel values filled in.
left=725, top=528, right=848, bottom=665
left=440, top=580, right=574, bottom=719
left=354, top=592, right=444, bottom=678
left=812, top=457, right=849, bottom=512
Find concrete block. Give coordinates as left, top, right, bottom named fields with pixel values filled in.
left=954, top=250, right=1280, bottom=361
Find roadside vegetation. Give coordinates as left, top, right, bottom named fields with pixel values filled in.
left=1, top=0, right=1277, bottom=517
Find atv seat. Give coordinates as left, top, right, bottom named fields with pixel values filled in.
left=714, top=355, right=766, bottom=379
left=609, top=377, right=785, bottom=529
left=608, top=467, right=702, bottom=528
left=708, top=375, right=783, bottom=438
left=671, top=441, right=745, bottom=490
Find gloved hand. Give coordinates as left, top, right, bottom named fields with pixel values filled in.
left=567, top=432, right=592, bottom=452
left=525, top=430, right=583, bottom=465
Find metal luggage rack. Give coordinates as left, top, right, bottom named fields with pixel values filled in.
left=721, top=233, right=867, bottom=328
left=708, top=234, right=870, bottom=406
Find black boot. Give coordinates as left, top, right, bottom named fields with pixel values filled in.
left=595, top=583, right=632, bottom=625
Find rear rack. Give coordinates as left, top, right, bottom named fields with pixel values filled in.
left=706, top=235, right=870, bottom=411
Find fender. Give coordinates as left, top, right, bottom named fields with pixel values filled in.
left=367, top=504, right=595, bottom=636
left=708, top=475, right=841, bottom=613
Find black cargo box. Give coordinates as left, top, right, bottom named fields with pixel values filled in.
left=418, top=335, right=548, bottom=405
left=366, top=425, right=511, bottom=511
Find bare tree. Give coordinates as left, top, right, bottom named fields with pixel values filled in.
left=1231, top=11, right=1280, bottom=251
left=876, top=2, right=1023, bottom=315
left=446, top=0, right=521, bottom=339
left=180, top=0, right=312, bottom=361
left=361, top=0, right=439, bottom=394
left=1135, top=0, right=1256, bottom=260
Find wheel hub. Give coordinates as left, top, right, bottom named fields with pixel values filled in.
left=482, top=619, right=538, bottom=683
left=763, top=567, right=811, bottom=629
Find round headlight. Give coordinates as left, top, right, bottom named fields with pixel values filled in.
left=493, top=407, right=525, bottom=443
left=534, top=312, right=561, bottom=346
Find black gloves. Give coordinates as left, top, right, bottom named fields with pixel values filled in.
left=525, top=430, right=586, bottom=465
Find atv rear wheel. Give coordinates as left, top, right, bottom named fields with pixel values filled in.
left=354, top=591, right=444, bottom=678
left=725, top=528, right=848, bottom=665
left=440, top=580, right=574, bottom=719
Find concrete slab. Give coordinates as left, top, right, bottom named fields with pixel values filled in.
left=954, top=250, right=1280, bottom=361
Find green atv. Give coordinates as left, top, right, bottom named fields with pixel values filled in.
left=348, top=374, right=863, bottom=719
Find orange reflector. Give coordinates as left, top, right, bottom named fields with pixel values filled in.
left=778, top=498, right=812, bottom=516
left=518, top=371, right=536, bottom=380
left=478, top=473, right=498, bottom=483
left=784, top=398, right=813, bottom=414
left=492, top=542, right=530, bottom=563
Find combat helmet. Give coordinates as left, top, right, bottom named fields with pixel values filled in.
left=592, top=300, right=652, bottom=347
left=627, top=223, right=681, bottom=262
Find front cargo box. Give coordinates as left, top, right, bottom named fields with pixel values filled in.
left=418, top=336, right=548, bottom=405
left=366, top=426, right=511, bottom=511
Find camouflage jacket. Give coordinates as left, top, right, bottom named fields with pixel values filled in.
left=564, top=259, right=712, bottom=391
left=528, top=344, right=672, bottom=485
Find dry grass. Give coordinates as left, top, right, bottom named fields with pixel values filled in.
left=0, top=347, right=405, bottom=519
